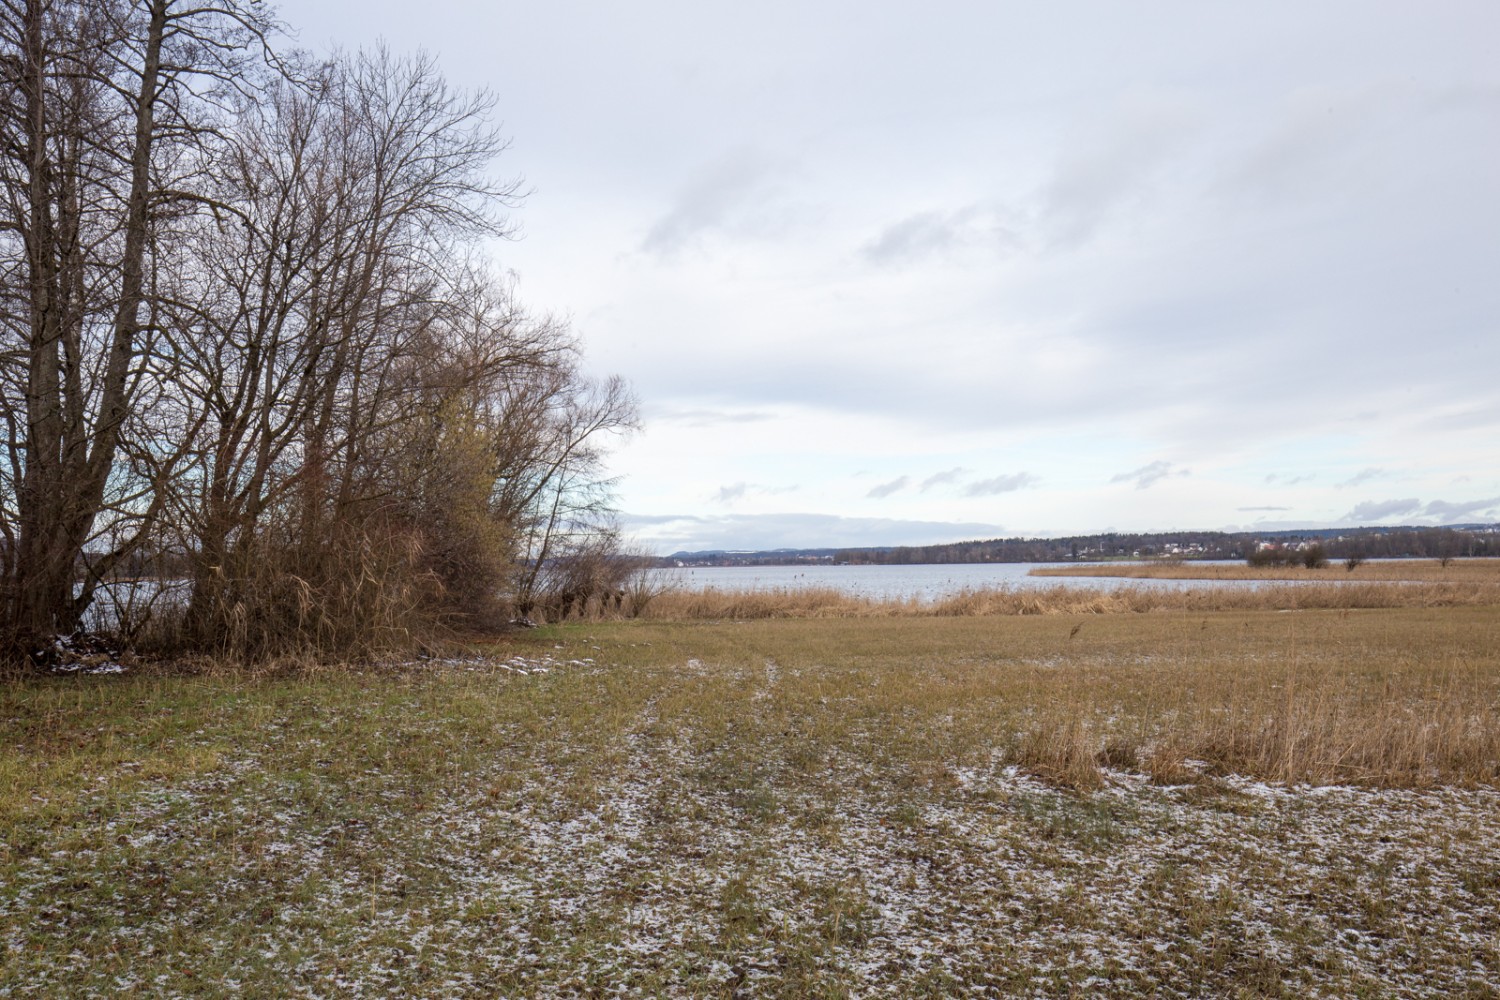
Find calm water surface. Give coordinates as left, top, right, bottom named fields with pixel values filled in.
left=660, top=562, right=1274, bottom=602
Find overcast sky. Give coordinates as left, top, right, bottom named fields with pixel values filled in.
left=292, top=1, right=1499, bottom=554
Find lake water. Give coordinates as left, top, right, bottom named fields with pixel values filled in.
left=73, top=562, right=1312, bottom=631
left=659, top=562, right=1273, bottom=602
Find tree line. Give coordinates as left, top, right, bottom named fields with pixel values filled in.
left=0, top=0, right=636, bottom=662
left=827, top=526, right=1498, bottom=567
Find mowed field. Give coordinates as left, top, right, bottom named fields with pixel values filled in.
left=3, top=605, right=1499, bottom=997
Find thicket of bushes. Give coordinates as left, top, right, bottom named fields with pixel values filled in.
left=1246, top=542, right=1329, bottom=569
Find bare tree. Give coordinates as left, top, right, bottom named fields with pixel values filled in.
left=1, top=9, right=637, bottom=661
left=164, top=46, right=629, bottom=655
left=505, top=372, right=639, bottom=619
left=0, top=0, right=275, bottom=647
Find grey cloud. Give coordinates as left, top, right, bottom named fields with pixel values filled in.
left=1346, top=498, right=1422, bottom=522
left=715, top=482, right=798, bottom=505
left=714, top=482, right=749, bottom=504
left=640, top=148, right=781, bottom=257
left=861, top=207, right=1017, bottom=265
left=1426, top=81, right=1500, bottom=115
left=867, top=475, right=911, bottom=499
left=1217, top=85, right=1388, bottom=209
left=921, top=467, right=967, bottom=492
left=1337, top=467, right=1385, bottom=489
left=1264, top=474, right=1314, bottom=486
left=963, top=472, right=1039, bottom=497
left=1332, top=495, right=1500, bottom=525
left=1110, top=461, right=1187, bottom=490
left=629, top=350, right=1135, bottom=437
left=1418, top=406, right=1500, bottom=433
left=1040, top=96, right=1200, bottom=247
left=610, top=235, right=1495, bottom=447
left=1423, top=496, right=1500, bottom=522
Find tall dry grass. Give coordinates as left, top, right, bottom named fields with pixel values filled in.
left=929, top=581, right=1494, bottom=613
left=603, top=580, right=1497, bottom=622
left=586, top=607, right=1500, bottom=788
left=1005, top=656, right=1498, bottom=789
left=1003, top=682, right=1498, bottom=790
left=151, top=520, right=453, bottom=663
left=1030, top=557, right=1500, bottom=583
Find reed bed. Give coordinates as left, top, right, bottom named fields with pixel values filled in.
left=1005, top=658, right=1500, bottom=790
left=592, top=608, right=1500, bottom=789
left=1031, top=556, right=1500, bottom=583
left=615, top=579, right=1496, bottom=622
left=632, top=585, right=916, bottom=619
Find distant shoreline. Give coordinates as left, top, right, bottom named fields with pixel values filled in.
left=661, top=523, right=1498, bottom=567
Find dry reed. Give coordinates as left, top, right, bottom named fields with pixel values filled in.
left=614, top=579, right=1497, bottom=622
left=578, top=606, right=1500, bottom=788
left=1030, top=557, right=1500, bottom=583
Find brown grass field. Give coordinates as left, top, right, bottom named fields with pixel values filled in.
left=2, top=594, right=1498, bottom=995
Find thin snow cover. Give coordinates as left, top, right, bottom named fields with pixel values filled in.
left=32, top=632, right=132, bottom=674
left=2, top=662, right=1496, bottom=995
left=391, top=652, right=597, bottom=675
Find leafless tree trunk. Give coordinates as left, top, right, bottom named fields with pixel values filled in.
left=0, top=0, right=274, bottom=649
left=505, top=372, right=638, bottom=618
left=2, top=7, right=637, bottom=662
left=166, top=47, right=588, bottom=653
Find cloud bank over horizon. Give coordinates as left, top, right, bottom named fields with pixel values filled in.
left=620, top=512, right=1011, bottom=555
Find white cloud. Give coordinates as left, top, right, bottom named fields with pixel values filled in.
left=1423, top=496, right=1500, bottom=522
left=1346, top=498, right=1422, bottom=522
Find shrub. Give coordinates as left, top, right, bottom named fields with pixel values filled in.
left=1246, top=546, right=1279, bottom=568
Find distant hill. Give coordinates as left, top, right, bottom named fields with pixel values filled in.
left=663, top=524, right=1499, bottom=566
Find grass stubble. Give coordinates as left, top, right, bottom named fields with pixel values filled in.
left=1, top=592, right=1498, bottom=997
